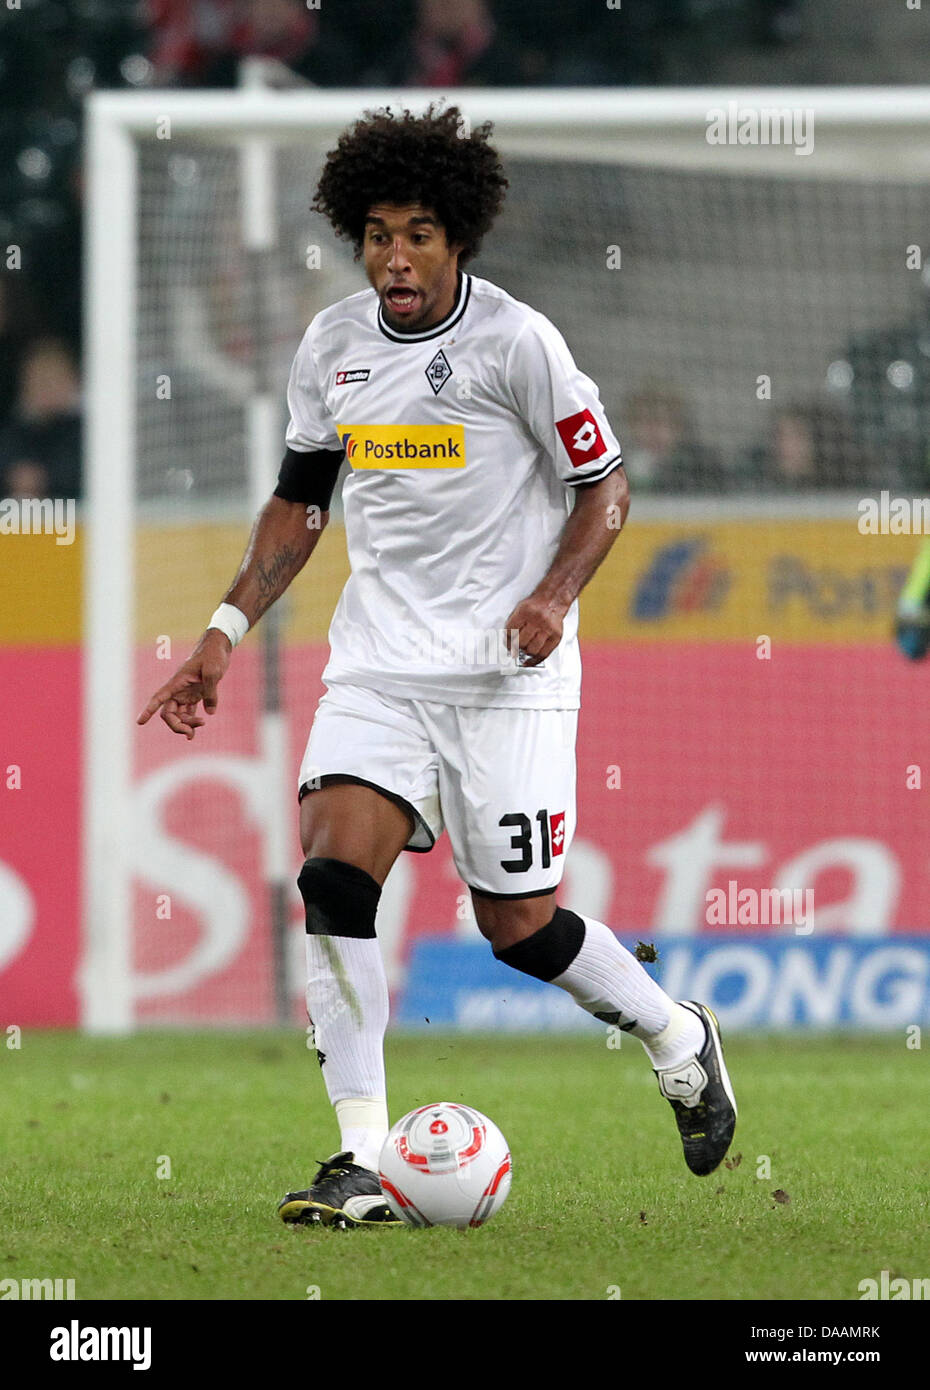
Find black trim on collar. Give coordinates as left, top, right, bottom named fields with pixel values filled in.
left=377, top=271, right=471, bottom=343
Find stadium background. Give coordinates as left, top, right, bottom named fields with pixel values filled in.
left=3, top=0, right=930, bottom=1037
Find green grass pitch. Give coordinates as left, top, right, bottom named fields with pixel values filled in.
left=1, top=1031, right=926, bottom=1302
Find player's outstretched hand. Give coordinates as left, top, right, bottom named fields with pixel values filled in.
left=136, top=629, right=233, bottom=739
left=503, top=593, right=567, bottom=667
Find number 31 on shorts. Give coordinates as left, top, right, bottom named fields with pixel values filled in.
left=499, top=808, right=566, bottom=873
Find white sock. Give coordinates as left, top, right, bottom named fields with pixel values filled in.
left=335, top=1097, right=389, bottom=1174
left=551, top=916, right=704, bottom=1067
left=305, top=934, right=389, bottom=1169
left=641, top=1002, right=707, bottom=1071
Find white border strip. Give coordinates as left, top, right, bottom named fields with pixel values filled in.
left=85, top=87, right=930, bottom=135
left=81, top=105, right=137, bottom=1033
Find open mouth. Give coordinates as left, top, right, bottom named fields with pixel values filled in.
left=385, top=286, right=419, bottom=313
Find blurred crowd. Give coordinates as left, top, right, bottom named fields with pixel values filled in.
left=6, top=0, right=927, bottom=504
left=135, top=0, right=805, bottom=90
left=620, top=358, right=930, bottom=498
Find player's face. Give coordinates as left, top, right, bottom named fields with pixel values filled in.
left=363, top=205, right=462, bottom=332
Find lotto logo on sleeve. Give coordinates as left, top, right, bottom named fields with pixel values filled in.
left=556, top=408, right=608, bottom=468
left=337, top=423, right=466, bottom=469
left=550, top=811, right=566, bottom=856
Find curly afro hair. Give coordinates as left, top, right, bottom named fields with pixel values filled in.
left=312, top=103, right=508, bottom=266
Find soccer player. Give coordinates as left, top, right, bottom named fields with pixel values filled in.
left=138, top=104, right=736, bottom=1227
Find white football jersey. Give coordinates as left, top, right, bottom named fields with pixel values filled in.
left=284, top=271, right=623, bottom=708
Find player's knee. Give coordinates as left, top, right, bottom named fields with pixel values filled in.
left=471, top=893, right=510, bottom=940
left=297, top=857, right=381, bottom=939
left=492, top=904, right=585, bottom=980
left=471, top=889, right=557, bottom=950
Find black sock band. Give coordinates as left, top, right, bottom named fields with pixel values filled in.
left=298, top=857, right=381, bottom=938
left=493, top=906, right=586, bottom=982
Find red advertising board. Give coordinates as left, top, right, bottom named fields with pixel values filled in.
left=2, top=639, right=925, bottom=1026
left=0, top=649, right=82, bottom=1025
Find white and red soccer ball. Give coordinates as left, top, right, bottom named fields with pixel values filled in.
left=378, top=1102, right=512, bottom=1229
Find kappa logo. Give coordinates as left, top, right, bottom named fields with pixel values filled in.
left=556, top=408, right=608, bottom=468
left=335, top=369, right=371, bottom=386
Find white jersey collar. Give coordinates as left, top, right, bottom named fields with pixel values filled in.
left=376, top=271, right=471, bottom=344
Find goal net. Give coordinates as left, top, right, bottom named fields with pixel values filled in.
left=83, top=89, right=930, bottom=1032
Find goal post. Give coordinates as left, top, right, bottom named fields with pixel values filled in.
left=81, top=104, right=137, bottom=1035
left=82, top=87, right=930, bottom=1033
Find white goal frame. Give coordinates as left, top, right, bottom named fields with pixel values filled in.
left=82, top=86, right=930, bottom=1033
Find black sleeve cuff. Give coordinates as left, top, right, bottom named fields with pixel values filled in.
left=273, top=447, right=345, bottom=509
left=565, top=454, right=624, bottom=488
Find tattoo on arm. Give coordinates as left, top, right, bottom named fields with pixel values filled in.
left=253, top=543, right=301, bottom=619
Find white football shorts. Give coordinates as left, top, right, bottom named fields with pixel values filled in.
left=297, top=681, right=577, bottom=897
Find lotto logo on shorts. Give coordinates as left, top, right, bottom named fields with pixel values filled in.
left=337, top=423, right=466, bottom=469
left=550, top=811, right=566, bottom=855
left=555, top=408, right=608, bottom=468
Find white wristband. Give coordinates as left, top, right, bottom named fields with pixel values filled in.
left=207, top=603, right=250, bottom=648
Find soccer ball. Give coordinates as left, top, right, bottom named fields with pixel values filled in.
left=378, top=1102, right=512, bottom=1229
